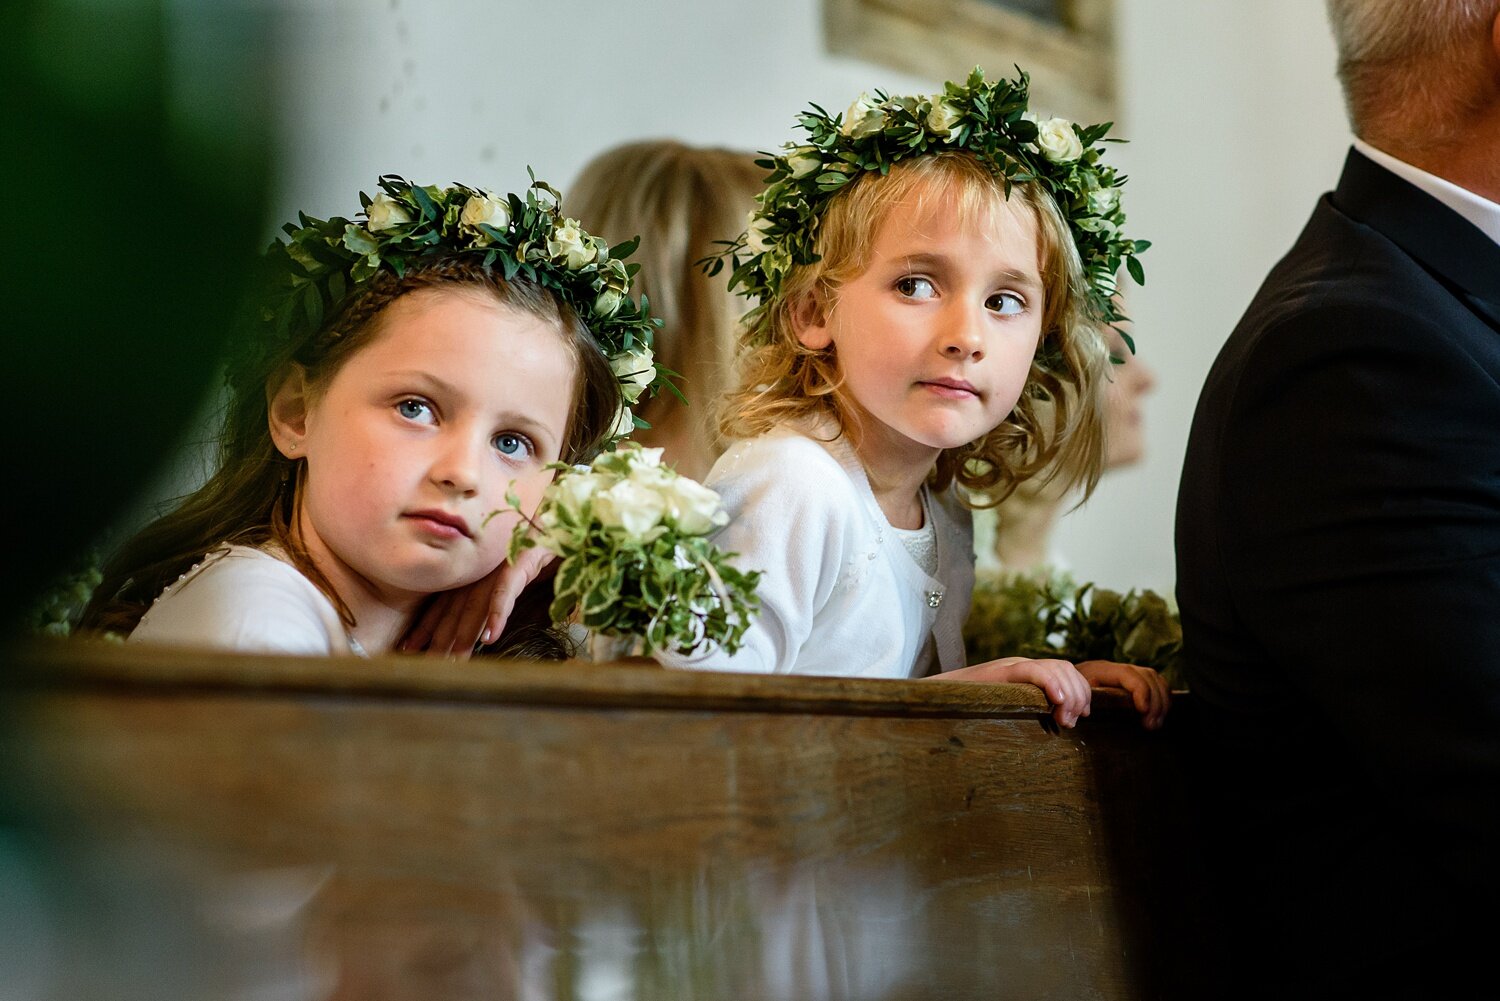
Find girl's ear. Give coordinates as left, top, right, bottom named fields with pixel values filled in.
left=790, top=290, right=833, bottom=350
left=267, top=364, right=311, bottom=459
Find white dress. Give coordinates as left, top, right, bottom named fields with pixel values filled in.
left=130, top=545, right=365, bottom=656
left=654, top=425, right=975, bottom=679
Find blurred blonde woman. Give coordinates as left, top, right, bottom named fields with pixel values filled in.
left=980, top=326, right=1157, bottom=573
left=569, top=141, right=765, bottom=480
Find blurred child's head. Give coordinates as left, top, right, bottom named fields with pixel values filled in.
left=1101, top=323, right=1156, bottom=469
left=570, top=141, right=764, bottom=480
left=724, top=152, right=1109, bottom=502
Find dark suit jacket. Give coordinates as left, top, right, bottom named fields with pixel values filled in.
left=1175, top=149, right=1500, bottom=994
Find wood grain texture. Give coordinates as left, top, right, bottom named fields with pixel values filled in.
left=9, top=641, right=1212, bottom=1000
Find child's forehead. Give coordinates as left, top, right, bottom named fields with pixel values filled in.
left=869, top=180, right=1039, bottom=258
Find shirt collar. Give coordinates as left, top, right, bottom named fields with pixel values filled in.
left=1353, top=138, right=1500, bottom=248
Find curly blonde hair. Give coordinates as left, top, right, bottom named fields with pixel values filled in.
left=720, top=152, right=1109, bottom=506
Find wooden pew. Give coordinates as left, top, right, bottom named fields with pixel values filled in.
left=6, top=642, right=1215, bottom=1000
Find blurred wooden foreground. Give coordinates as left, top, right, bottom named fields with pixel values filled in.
left=9, top=643, right=1213, bottom=1001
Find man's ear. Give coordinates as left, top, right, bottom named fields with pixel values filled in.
left=790, top=289, right=833, bottom=350
left=267, top=364, right=311, bottom=459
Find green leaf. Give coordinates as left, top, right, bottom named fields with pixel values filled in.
left=341, top=224, right=379, bottom=256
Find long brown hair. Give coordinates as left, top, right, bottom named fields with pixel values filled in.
left=82, top=258, right=621, bottom=656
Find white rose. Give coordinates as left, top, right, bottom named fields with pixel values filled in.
left=745, top=212, right=776, bottom=255
left=366, top=193, right=413, bottom=233
left=552, top=470, right=605, bottom=519
left=609, top=405, right=635, bottom=439
left=594, top=479, right=667, bottom=537
left=926, top=99, right=962, bottom=137
left=609, top=345, right=655, bottom=404
left=661, top=476, right=727, bottom=536
left=1035, top=117, right=1083, bottom=163
left=460, top=192, right=511, bottom=243
left=786, top=145, right=822, bottom=178
left=1088, top=186, right=1120, bottom=217
left=547, top=218, right=599, bottom=269
left=595, top=287, right=624, bottom=317
left=625, top=446, right=665, bottom=469
left=841, top=92, right=884, bottom=137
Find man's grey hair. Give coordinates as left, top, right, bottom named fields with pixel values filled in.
left=1326, top=0, right=1499, bottom=139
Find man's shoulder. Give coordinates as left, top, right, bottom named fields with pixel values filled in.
left=1242, top=194, right=1466, bottom=337
left=1203, top=200, right=1481, bottom=400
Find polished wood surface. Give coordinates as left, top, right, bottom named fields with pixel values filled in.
left=9, top=641, right=1211, bottom=1000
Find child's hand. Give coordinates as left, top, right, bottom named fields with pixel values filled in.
left=400, top=547, right=556, bottom=657
left=937, top=657, right=1093, bottom=728
left=1076, top=660, right=1171, bottom=730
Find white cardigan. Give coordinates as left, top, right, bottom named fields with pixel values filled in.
left=655, top=426, right=975, bottom=679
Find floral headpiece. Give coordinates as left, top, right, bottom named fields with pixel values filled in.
left=252, top=174, right=664, bottom=434
left=707, top=67, right=1149, bottom=348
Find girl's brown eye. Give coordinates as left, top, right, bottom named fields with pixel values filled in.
left=986, top=292, right=1026, bottom=315
left=897, top=276, right=936, bottom=299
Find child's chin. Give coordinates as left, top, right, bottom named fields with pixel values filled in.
left=382, top=559, right=492, bottom=596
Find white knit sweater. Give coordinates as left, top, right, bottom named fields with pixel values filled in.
left=655, top=425, right=975, bottom=678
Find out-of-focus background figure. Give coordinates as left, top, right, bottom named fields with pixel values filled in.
left=981, top=326, right=1156, bottom=574
left=569, top=141, right=765, bottom=480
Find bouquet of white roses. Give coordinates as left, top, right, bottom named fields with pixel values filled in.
left=509, top=445, right=761, bottom=656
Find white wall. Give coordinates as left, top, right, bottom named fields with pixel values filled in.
left=273, top=0, right=1350, bottom=596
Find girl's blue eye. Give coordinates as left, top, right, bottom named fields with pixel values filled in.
left=494, top=433, right=532, bottom=458
left=396, top=399, right=434, bottom=423
left=896, top=276, right=937, bottom=300
left=987, top=292, right=1026, bottom=316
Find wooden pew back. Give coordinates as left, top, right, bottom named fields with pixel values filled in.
left=9, top=644, right=1212, bottom=1000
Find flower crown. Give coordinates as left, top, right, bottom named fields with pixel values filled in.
left=252, top=174, right=665, bottom=432
left=707, top=67, right=1148, bottom=348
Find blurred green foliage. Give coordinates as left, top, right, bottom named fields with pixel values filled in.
left=965, top=570, right=1185, bottom=689
left=2, top=0, right=273, bottom=626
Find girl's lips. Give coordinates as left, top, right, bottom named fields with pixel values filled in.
left=404, top=509, right=472, bottom=539
left=920, top=378, right=979, bottom=400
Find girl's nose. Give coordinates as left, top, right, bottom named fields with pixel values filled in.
left=940, top=304, right=986, bottom=361
left=431, top=435, right=482, bottom=496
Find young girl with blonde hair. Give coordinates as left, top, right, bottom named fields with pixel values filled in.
left=662, top=70, right=1168, bottom=728
left=83, top=177, right=661, bottom=658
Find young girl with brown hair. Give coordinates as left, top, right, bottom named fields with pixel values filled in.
left=83, top=177, right=659, bottom=658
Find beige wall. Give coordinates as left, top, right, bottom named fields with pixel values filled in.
left=274, top=0, right=1350, bottom=595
